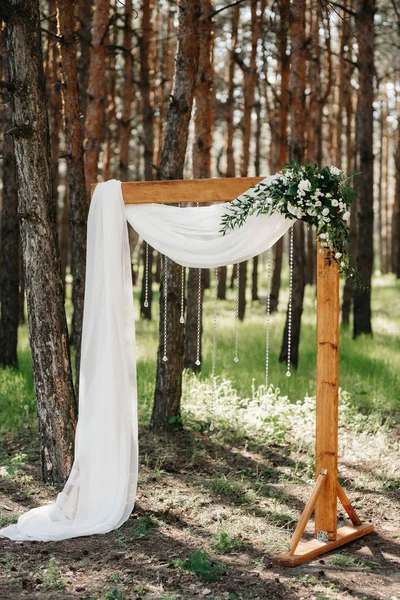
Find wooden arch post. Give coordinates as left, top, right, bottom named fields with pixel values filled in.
left=92, top=176, right=374, bottom=566
left=272, top=245, right=374, bottom=566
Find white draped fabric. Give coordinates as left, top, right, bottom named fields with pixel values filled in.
left=0, top=177, right=293, bottom=542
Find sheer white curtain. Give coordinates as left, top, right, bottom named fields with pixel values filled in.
left=0, top=178, right=293, bottom=542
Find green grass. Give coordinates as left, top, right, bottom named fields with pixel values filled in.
left=173, top=550, right=226, bottom=582
left=0, top=271, right=399, bottom=440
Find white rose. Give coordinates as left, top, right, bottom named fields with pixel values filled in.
left=331, top=199, right=339, bottom=207
left=319, top=233, right=327, bottom=239
left=315, top=200, right=322, bottom=207
left=342, top=211, right=350, bottom=221
left=335, top=252, right=342, bottom=259
left=322, top=208, right=330, bottom=216
left=330, top=166, right=342, bottom=176
left=298, top=179, right=311, bottom=192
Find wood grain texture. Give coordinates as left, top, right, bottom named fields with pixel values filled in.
left=273, top=523, right=374, bottom=567
left=91, top=177, right=265, bottom=204
left=289, top=469, right=327, bottom=554
left=315, top=245, right=340, bottom=539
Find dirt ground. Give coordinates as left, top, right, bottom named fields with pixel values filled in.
left=0, top=426, right=399, bottom=600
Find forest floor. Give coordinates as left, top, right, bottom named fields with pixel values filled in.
left=1, top=272, right=399, bottom=600
left=0, top=416, right=399, bottom=600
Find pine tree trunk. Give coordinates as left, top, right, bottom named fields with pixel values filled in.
left=84, top=0, right=110, bottom=188
left=270, top=238, right=283, bottom=313
left=225, top=3, right=239, bottom=177
left=393, top=105, right=400, bottom=277
left=140, top=0, right=154, bottom=181
left=56, top=0, right=88, bottom=395
left=270, top=0, right=290, bottom=314
left=119, top=0, right=133, bottom=180
left=353, top=0, right=376, bottom=338
left=151, top=0, right=201, bottom=432
left=185, top=0, right=214, bottom=372
left=0, top=81, right=19, bottom=368
left=217, top=265, right=227, bottom=299
left=184, top=268, right=203, bottom=372
left=77, top=0, right=92, bottom=117
left=1, top=0, right=77, bottom=482
left=279, top=0, right=306, bottom=368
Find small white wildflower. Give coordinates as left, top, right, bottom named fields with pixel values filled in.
left=322, top=208, right=330, bottom=216
left=342, top=211, right=350, bottom=221
left=335, top=252, right=342, bottom=259
left=330, top=165, right=342, bottom=176
left=319, top=233, right=327, bottom=239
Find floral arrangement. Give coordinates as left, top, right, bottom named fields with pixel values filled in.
left=220, top=162, right=362, bottom=286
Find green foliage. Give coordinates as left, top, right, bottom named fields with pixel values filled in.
left=329, top=553, right=375, bottom=569
left=119, top=514, right=160, bottom=538
left=0, top=512, right=18, bottom=528
left=210, top=476, right=251, bottom=504
left=36, top=557, right=65, bottom=591
left=220, top=162, right=362, bottom=286
left=0, top=347, right=36, bottom=434
left=101, top=590, right=127, bottom=600
left=173, top=550, right=225, bottom=582
left=211, top=527, right=248, bottom=554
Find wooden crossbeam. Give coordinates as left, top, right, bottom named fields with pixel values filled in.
left=91, top=177, right=265, bottom=204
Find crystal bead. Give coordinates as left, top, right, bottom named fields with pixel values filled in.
left=180, top=316, right=184, bottom=324
left=286, top=370, right=291, bottom=377
left=144, top=300, right=149, bottom=308
left=195, top=359, right=201, bottom=366
left=162, top=356, right=168, bottom=362
left=234, top=356, right=239, bottom=363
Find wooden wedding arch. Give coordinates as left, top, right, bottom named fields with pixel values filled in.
left=93, top=176, right=374, bottom=566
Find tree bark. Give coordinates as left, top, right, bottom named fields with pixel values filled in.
left=0, top=79, right=19, bottom=368
left=1, top=0, right=77, bottom=482
left=217, top=265, right=227, bottom=299
left=119, top=0, right=134, bottom=180
left=185, top=0, right=214, bottom=372
left=279, top=0, right=306, bottom=368
left=140, top=0, right=154, bottom=181
left=83, top=0, right=110, bottom=189
left=393, top=100, right=400, bottom=277
left=270, top=0, right=290, bottom=314
left=225, top=3, right=240, bottom=177
left=77, top=0, right=92, bottom=117
left=56, top=0, right=88, bottom=395
left=353, top=0, right=376, bottom=338
left=151, top=0, right=201, bottom=432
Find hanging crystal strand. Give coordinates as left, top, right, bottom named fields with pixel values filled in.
left=210, top=267, right=219, bottom=431
left=144, top=242, right=149, bottom=308
left=286, top=226, right=294, bottom=377
left=180, top=266, right=185, bottom=324
left=195, top=268, right=202, bottom=366
left=234, top=263, right=240, bottom=363
left=162, top=255, right=168, bottom=362
left=265, top=248, right=272, bottom=390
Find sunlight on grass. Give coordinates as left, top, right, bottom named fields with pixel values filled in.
left=1, top=272, right=399, bottom=442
